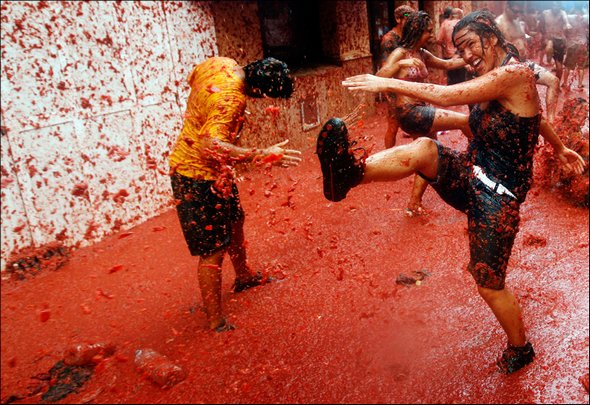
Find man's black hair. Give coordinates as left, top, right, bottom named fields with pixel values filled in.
left=243, top=57, right=294, bottom=98
left=443, top=6, right=453, bottom=19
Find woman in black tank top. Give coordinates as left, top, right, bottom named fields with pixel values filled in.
left=319, top=10, right=585, bottom=374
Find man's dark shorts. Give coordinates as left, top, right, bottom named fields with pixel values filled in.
left=170, top=173, right=244, bottom=256
left=551, top=37, right=566, bottom=64
left=395, top=102, right=436, bottom=137
left=418, top=141, right=521, bottom=290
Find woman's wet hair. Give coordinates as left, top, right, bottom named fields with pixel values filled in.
left=243, top=57, right=293, bottom=98
left=452, top=10, right=520, bottom=61
left=399, top=11, right=431, bottom=49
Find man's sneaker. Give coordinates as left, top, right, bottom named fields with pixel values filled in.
left=497, top=342, right=535, bottom=374
left=316, top=118, right=366, bottom=202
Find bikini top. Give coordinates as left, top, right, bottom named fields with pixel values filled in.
left=403, top=66, right=429, bottom=82
left=400, top=49, right=428, bottom=82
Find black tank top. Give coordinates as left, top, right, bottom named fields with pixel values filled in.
left=468, top=100, right=540, bottom=201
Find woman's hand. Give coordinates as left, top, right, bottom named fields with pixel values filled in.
left=261, top=140, right=302, bottom=168
left=397, top=57, right=426, bottom=70
left=342, top=74, right=393, bottom=93
left=556, top=147, right=586, bottom=175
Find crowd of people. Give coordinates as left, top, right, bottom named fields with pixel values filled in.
left=166, top=0, right=587, bottom=379
left=437, top=1, right=588, bottom=93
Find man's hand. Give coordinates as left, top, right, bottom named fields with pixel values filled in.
left=556, top=147, right=586, bottom=175
left=262, top=140, right=302, bottom=168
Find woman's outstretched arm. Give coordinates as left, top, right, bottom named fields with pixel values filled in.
left=343, top=64, right=536, bottom=112
left=421, top=48, right=466, bottom=71
left=533, top=63, right=559, bottom=123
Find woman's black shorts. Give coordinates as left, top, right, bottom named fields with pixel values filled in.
left=170, top=173, right=244, bottom=256
left=419, top=141, right=522, bottom=290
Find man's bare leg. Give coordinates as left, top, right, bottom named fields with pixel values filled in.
left=198, top=250, right=229, bottom=331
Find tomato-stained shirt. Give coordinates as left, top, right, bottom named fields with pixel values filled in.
left=169, top=57, right=246, bottom=180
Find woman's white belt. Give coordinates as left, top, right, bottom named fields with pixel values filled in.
left=473, top=165, right=516, bottom=199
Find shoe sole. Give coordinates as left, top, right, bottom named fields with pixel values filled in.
left=316, top=118, right=351, bottom=202
left=497, top=344, right=535, bottom=374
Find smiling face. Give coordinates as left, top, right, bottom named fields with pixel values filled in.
left=454, top=28, right=497, bottom=76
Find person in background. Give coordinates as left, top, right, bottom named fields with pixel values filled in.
left=379, top=4, right=416, bottom=149
left=439, top=6, right=453, bottom=28
left=522, top=8, right=544, bottom=63
left=539, top=1, right=571, bottom=82
left=169, top=56, right=302, bottom=332
left=495, top=1, right=528, bottom=59
left=438, top=8, right=467, bottom=85
left=319, top=10, right=585, bottom=374
left=563, top=6, right=589, bottom=91
left=381, top=5, right=416, bottom=63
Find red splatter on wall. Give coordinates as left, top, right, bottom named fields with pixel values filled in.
left=0, top=1, right=217, bottom=271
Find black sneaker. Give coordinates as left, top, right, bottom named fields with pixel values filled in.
left=497, top=342, right=535, bottom=374
left=316, top=118, right=366, bottom=202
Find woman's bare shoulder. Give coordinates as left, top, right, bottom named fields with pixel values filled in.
left=493, top=62, right=537, bottom=83
left=495, top=63, right=539, bottom=114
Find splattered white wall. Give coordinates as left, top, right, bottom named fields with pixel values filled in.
left=0, top=1, right=218, bottom=272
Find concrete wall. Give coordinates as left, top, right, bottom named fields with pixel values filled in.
left=235, top=1, right=375, bottom=152
left=1, top=1, right=218, bottom=272
left=0, top=0, right=375, bottom=273
left=210, top=1, right=264, bottom=66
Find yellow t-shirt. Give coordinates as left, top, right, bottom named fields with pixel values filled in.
left=169, top=57, right=246, bottom=179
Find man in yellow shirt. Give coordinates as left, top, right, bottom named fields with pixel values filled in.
left=170, top=57, right=301, bottom=332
